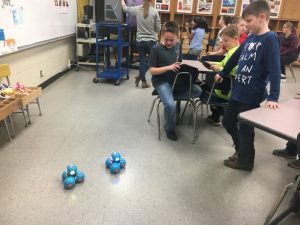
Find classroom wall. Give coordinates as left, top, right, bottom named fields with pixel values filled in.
left=0, top=37, right=75, bottom=86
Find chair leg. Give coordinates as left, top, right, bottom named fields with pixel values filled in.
left=157, top=101, right=161, bottom=141
left=7, top=114, right=15, bottom=138
left=191, top=103, right=197, bottom=144
left=263, top=182, right=294, bottom=225
left=4, top=117, right=12, bottom=141
left=36, top=98, right=42, bottom=116
left=289, top=65, right=297, bottom=82
left=180, top=101, right=189, bottom=123
left=147, top=97, right=158, bottom=122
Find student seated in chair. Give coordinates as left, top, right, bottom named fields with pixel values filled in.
left=205, top=25, right=240, bottom=126
left=148, top=21, right=202, bottom=141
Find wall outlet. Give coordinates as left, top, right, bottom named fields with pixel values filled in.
left=40, top=70, right=43, bottom=78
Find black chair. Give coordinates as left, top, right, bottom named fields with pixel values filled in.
left=288, top=45, right=300, bottom=82
left=197, top=74, right=233, bottom=118
left=155, top=72, right=200, bottom=143
left=147, top=54, right=198, bottom=123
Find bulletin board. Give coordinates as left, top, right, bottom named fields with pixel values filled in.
left=0, top=0, right=77, bottom=56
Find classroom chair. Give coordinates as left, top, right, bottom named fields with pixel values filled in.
left=197, top=74, right=233, bottom=118
left=0, top=64, right=29, bottom=127
left=153, top=72, right=200, bottom=143
left=287, top=45, right=300, bottom=82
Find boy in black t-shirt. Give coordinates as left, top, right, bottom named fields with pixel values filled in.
left=148, top=21, right=202, bottom=141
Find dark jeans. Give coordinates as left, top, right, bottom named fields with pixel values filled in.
left=136, top=41, right=157, bottom=81
left=222, top=99, right=260, bottom=164
left=280, top=54, right=297, bottom=75
left=285, top=141, right=298, bottom=156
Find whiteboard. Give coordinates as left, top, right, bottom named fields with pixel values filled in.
left=0, top=0, right=77, bottom=55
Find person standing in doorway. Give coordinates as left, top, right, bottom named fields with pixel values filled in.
left=121, top=0, right=161, bottom=88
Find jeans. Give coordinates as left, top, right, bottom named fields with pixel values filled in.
left=136, top=41, right=157, bottom=81
left=155, top=82, right=176, bottom=132
left=222, top=99, right=260, bottom=164
left=280, top=54, right=297, bottom=75
left=156, top=82, right=202, bottom=132
left=285, top=141, right=298, bottom=156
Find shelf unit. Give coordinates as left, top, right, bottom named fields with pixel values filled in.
left=158, top=0, right=300, bottom=40
left=76, top=23, right=97, bottom=69
left=94, top=22, right=130, bottom=86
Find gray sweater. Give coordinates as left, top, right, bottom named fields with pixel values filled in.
left=122, top=4, right=161, bottom=42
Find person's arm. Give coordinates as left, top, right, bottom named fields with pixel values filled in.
left=154, top=11, right=161, bottom=33
left=120, top=0, right=138, bottom=14
left=280, top=35, right=299, bottom=56
left=185, top=23, right=194, bottom=40
left=264, top=34, right=281, bottom=109
left=207, top=48, right=226, bottom=56
left=214, top=44, right=243, bottom=82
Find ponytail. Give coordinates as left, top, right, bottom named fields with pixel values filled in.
left=143, top=0, right=150, bottom=19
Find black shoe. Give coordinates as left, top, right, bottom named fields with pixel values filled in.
left=288, top=159, right=300, bottom=169
left=166, top=130, right=178, bottom=141
left=273, top=149, right=297, bottom=159
left=228, top=151, right=238, bottom=161
left=224, top=158, right=253, bottom=171
left=164, top=126, right=178, bottom=141
left=207, top=115, right=221, bottom=126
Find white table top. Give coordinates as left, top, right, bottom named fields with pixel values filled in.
left=239, top=98, right=300, bottom=142
left=181, top=60, right=212, bottom=72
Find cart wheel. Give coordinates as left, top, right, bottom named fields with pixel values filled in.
left=115, top=80, right=120, bottom=86
left=93, top=78, right=99, bottom=83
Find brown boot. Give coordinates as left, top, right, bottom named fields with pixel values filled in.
left=134, top=76, right=141, bottom=87
left=142, top=81, right=151, bottom=88
left=228, top=151, right=238, bottom=161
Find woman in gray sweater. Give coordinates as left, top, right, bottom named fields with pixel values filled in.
left=121, top=0, right=161, bottom=88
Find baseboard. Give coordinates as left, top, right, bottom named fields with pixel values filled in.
left=38, top=65, right=75, bottom=89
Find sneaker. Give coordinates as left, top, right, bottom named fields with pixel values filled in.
left=288, top=159, right=300, bottom=169
left=228, top=151, right=238, bottom=161
left=273, top=149, right=297, bottom=159
left=224, top=158, right=253, bottom=171
left=207, top=115, right=221, bottom=126
left=142, top=81, right=151, bottom=89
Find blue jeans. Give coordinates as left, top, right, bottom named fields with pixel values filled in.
left=136, top=41, right=157, bottom=81
left=156, top=82, right=202, bottom=132
left=222, top=99, right=260, bottom=164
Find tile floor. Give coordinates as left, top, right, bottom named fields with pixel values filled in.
left=0, top=67, right=299, bottom=225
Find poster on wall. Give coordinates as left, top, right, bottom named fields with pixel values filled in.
left=220, top=0, right=237, bottom=15
left=197, top=0, right=213, bottom=14
left=241, top=0, right=282, bottom=18
left=177, top=0, right=193, bottom=13
left=155, top=0, right=170, bottom=12
left=267, top=0, right=282, bottom=18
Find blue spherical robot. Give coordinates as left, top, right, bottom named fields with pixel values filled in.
left=67, top=164, right=77, bottom=177
left=62, top=170, right=68, bottom=180
left=64, top=176, right=76, bottom=189
left=119, top=158, right=126, bottom=169
left=105, top=157, right=113, bottom=168
left=110, top=162, right=121, bottom=174
left=75, top=170, right=85, bottom=183
left=111, top=152, right=121, bottom=163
